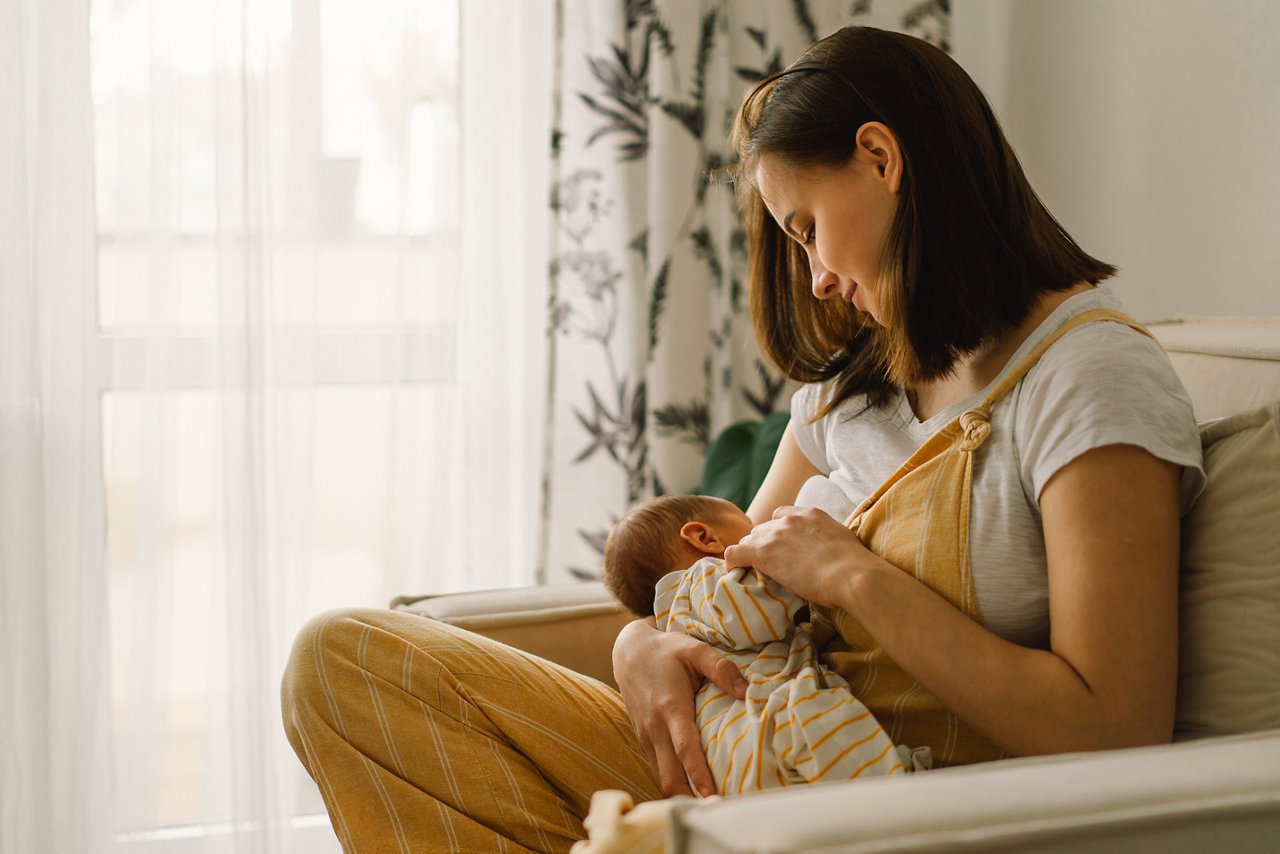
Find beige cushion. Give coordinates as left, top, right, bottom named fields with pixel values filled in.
left=1175, top=399, right=1280, bottom=738
left=1149, top=316, right=1280, bottom=421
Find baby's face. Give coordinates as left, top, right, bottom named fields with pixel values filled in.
left=707, top=498, right=754, bottom=548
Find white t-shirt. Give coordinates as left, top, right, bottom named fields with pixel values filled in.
left=790, top=286, right=1205, bottom=649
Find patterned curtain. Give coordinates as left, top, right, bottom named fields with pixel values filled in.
left=543, top=0, right=949, bottom=582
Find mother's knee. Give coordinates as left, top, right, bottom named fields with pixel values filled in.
left=281, top=609, right=400, bottom=719
left=282, top=608, right=459, bottom=704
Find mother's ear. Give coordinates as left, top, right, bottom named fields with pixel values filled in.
left=854, top=121, right=902, bottom=194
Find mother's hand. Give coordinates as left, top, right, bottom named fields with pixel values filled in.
left=612, top=618, right=747, bottom=798
left=723, top=506, right=868, bottom=608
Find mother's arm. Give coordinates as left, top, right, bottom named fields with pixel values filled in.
left=612, top=424, right=821, bottom=796
left=747, top=423, right=824, bottom=524
left=725, top=443, right=1181, bottom=756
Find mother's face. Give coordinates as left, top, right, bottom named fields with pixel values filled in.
left=753, top=123, right=902, bottom=325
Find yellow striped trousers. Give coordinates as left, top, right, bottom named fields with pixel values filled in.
left=281, top=608, right=661, bottom=853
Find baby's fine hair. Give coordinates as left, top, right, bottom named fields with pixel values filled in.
left=603, top=494, right=731, bottom=617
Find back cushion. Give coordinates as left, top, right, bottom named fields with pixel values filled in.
left=1175, top=400, right=1280, bottom=738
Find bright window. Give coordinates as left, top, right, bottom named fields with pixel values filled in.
left=88, top=0, right=549, bottom=845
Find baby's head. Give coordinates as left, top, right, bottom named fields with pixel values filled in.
left=603, top=495, right=753, bottom=617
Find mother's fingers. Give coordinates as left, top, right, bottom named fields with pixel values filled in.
left=648, top=726, right=696, bottom=798
left=723, top=540, right=767, bottom=572
left=670, top=717, right=717, bottom=798
left=724, top=520, right=776, bottom=571
left=771, top=504, right=801, bottom=520
left=693, top=644, right=748, bottom=700
left=639, top=694, right=718, bottom=798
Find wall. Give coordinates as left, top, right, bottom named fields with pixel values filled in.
left=953, top=0, right=1280, bottom=320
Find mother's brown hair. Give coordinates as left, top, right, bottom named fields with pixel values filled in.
left=733, top=26, right=1115, bottom=414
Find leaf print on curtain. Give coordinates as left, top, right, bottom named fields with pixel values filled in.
left=542, top=0, right=951, bottom=583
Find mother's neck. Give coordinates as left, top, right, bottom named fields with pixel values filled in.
left=907, top=281, right=1094, bottom=421
left=976, top=281, right=1093, bottom=377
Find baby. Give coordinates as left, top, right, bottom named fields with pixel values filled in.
left=603, top=494, right=922, bottom=796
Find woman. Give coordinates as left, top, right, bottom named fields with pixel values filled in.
left=282, top=26, right=1203, bottom=852
left=619, top=24, right=1205, bottom=798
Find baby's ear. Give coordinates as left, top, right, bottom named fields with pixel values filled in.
left=679, top=521, right=726, bottom=556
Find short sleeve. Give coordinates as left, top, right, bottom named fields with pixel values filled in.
left=1014, top=323, right=1206, bottom=515
left=789, top=383, right=831, bottom=473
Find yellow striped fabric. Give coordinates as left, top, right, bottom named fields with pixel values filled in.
left=655, top=558, right=906, bottom=794
left=819, top=308, right=1152, bottom=767
left=282, top=608, right=661, bottom=853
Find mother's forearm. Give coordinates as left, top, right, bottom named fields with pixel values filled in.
left=834, top=556, right=1169, bottom=757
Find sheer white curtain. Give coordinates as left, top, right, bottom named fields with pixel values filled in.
left=1, top=1, right=112, bottom=851
left=459, top=1, right=552, bottom=587
left=1, top=0, right=549, bottom=850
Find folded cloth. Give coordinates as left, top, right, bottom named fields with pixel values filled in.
left=570, top=790, right=718, bottom=854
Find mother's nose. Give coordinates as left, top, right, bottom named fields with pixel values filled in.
left=811, top=259, right=840, bottom=300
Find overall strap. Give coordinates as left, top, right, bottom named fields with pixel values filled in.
left=975, top=307, right=1152, bottom=413
left=843, top=307, right=1150, bottom=526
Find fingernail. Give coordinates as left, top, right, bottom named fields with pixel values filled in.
left=733, top=678, right=748, bottom=695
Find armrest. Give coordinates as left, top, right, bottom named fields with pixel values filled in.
left=672, top=729, right=1280, bottom=853
left=391, top=581, right=633, bottom=689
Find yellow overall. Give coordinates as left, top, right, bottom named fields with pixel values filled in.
left=820, top=307, right=1150, bottom=767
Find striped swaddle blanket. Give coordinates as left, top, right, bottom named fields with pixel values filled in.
left=654, top=557, right=909, bottom=794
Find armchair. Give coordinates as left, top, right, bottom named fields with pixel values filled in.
left=394, top=315, right=1280, bottom=853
